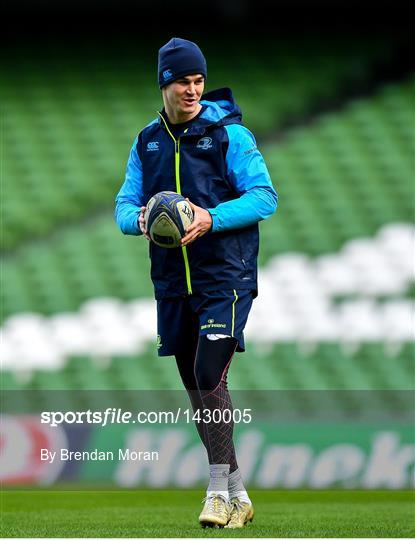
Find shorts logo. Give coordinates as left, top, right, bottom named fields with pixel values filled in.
left=163, top=69, right=173, bottom=81
left=201, top=319, right=226, bottom=330
left=196, top=137, right=213, bottom=150
left=156, top=335, right=162, bottom=349
left=147, top=141, right=159, bottom=151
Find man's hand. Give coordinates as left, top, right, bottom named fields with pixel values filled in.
left=139, top=206, right=150, bottom=240
left=181, top=199, right=212, bottom=246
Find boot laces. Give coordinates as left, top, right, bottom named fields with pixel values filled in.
left=202, top=494, right=228, bottom=513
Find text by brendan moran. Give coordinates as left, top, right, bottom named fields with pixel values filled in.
left=40, top=448, right=159, bottom=463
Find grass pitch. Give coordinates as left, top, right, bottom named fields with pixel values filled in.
left=1, top=489, right=414, bottom=537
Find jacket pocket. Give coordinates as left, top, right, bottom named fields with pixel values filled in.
left=236, top=234, right=248, bottom=277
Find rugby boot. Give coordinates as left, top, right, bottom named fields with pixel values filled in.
left=225, top=497, right=254, bottom=528
left=199, top=493, right=231, bottom=528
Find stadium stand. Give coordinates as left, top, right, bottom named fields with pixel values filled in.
left=1, top=42, right=414, bottom=399
left=2, top=223, right=414, bottom=398
left=1, top=37, right=402, bottom=251
left=2, top=78, right=413, bottom=321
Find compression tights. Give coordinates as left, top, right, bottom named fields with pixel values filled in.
left=175, top=335, right=239, bottom=472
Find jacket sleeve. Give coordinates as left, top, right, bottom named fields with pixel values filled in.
left=115, top=136, right=144, bottom=235
left=208, top=124, right=278, bottom=232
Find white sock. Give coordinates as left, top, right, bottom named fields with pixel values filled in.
left=228, top=468, right=251, bottom=504
left=207, top=490, right=229, bottom=500
left=233, top=490, right=251, bottom=504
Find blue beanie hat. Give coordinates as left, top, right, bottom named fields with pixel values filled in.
left=158, top=37, right=207, bottom=88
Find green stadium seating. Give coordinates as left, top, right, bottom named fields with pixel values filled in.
left=1, top=41, right=413, bottom=399
left=1, top=38, right=402, bottom=251
left=2, top=77, right=414, bottom=322
left=4, top=342, right=414, bottom=392
left=2, top=343, right=413, bottom=419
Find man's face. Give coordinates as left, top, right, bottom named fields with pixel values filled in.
left=163, top=74, right=205, bottom=119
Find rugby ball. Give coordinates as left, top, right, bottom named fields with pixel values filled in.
left=144, top=191, right=194, bottom=248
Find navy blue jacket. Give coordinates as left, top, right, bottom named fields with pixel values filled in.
left=115, top=87, right=278, bottom=299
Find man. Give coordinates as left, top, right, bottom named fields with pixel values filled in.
left=115, top=37, right=277, bottom=528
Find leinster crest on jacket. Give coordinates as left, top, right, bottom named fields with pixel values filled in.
left=197, top=137, right=213, bottom=150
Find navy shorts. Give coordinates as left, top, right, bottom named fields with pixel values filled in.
left=156, top=290, right=254, bottom=356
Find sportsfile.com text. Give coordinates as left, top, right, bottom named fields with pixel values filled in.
left=40, top=408, right=253, bottom=427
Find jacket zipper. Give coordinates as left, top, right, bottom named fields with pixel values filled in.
left=236, top=235, right=247, bottom=272
left=158, top=113, right=193, bottom=295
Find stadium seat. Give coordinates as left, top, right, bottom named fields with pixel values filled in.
left=2, top=50, right=414, bottom=396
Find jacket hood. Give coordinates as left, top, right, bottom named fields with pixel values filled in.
left=199, top=87, right=243, bottom=126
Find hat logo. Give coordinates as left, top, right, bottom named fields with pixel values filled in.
left=163, top=69, right=173, bottom=80
left=197, top=137, right=212, bottom=150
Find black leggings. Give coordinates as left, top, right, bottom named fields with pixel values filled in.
left=175, top=335, right=239, bottom=472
